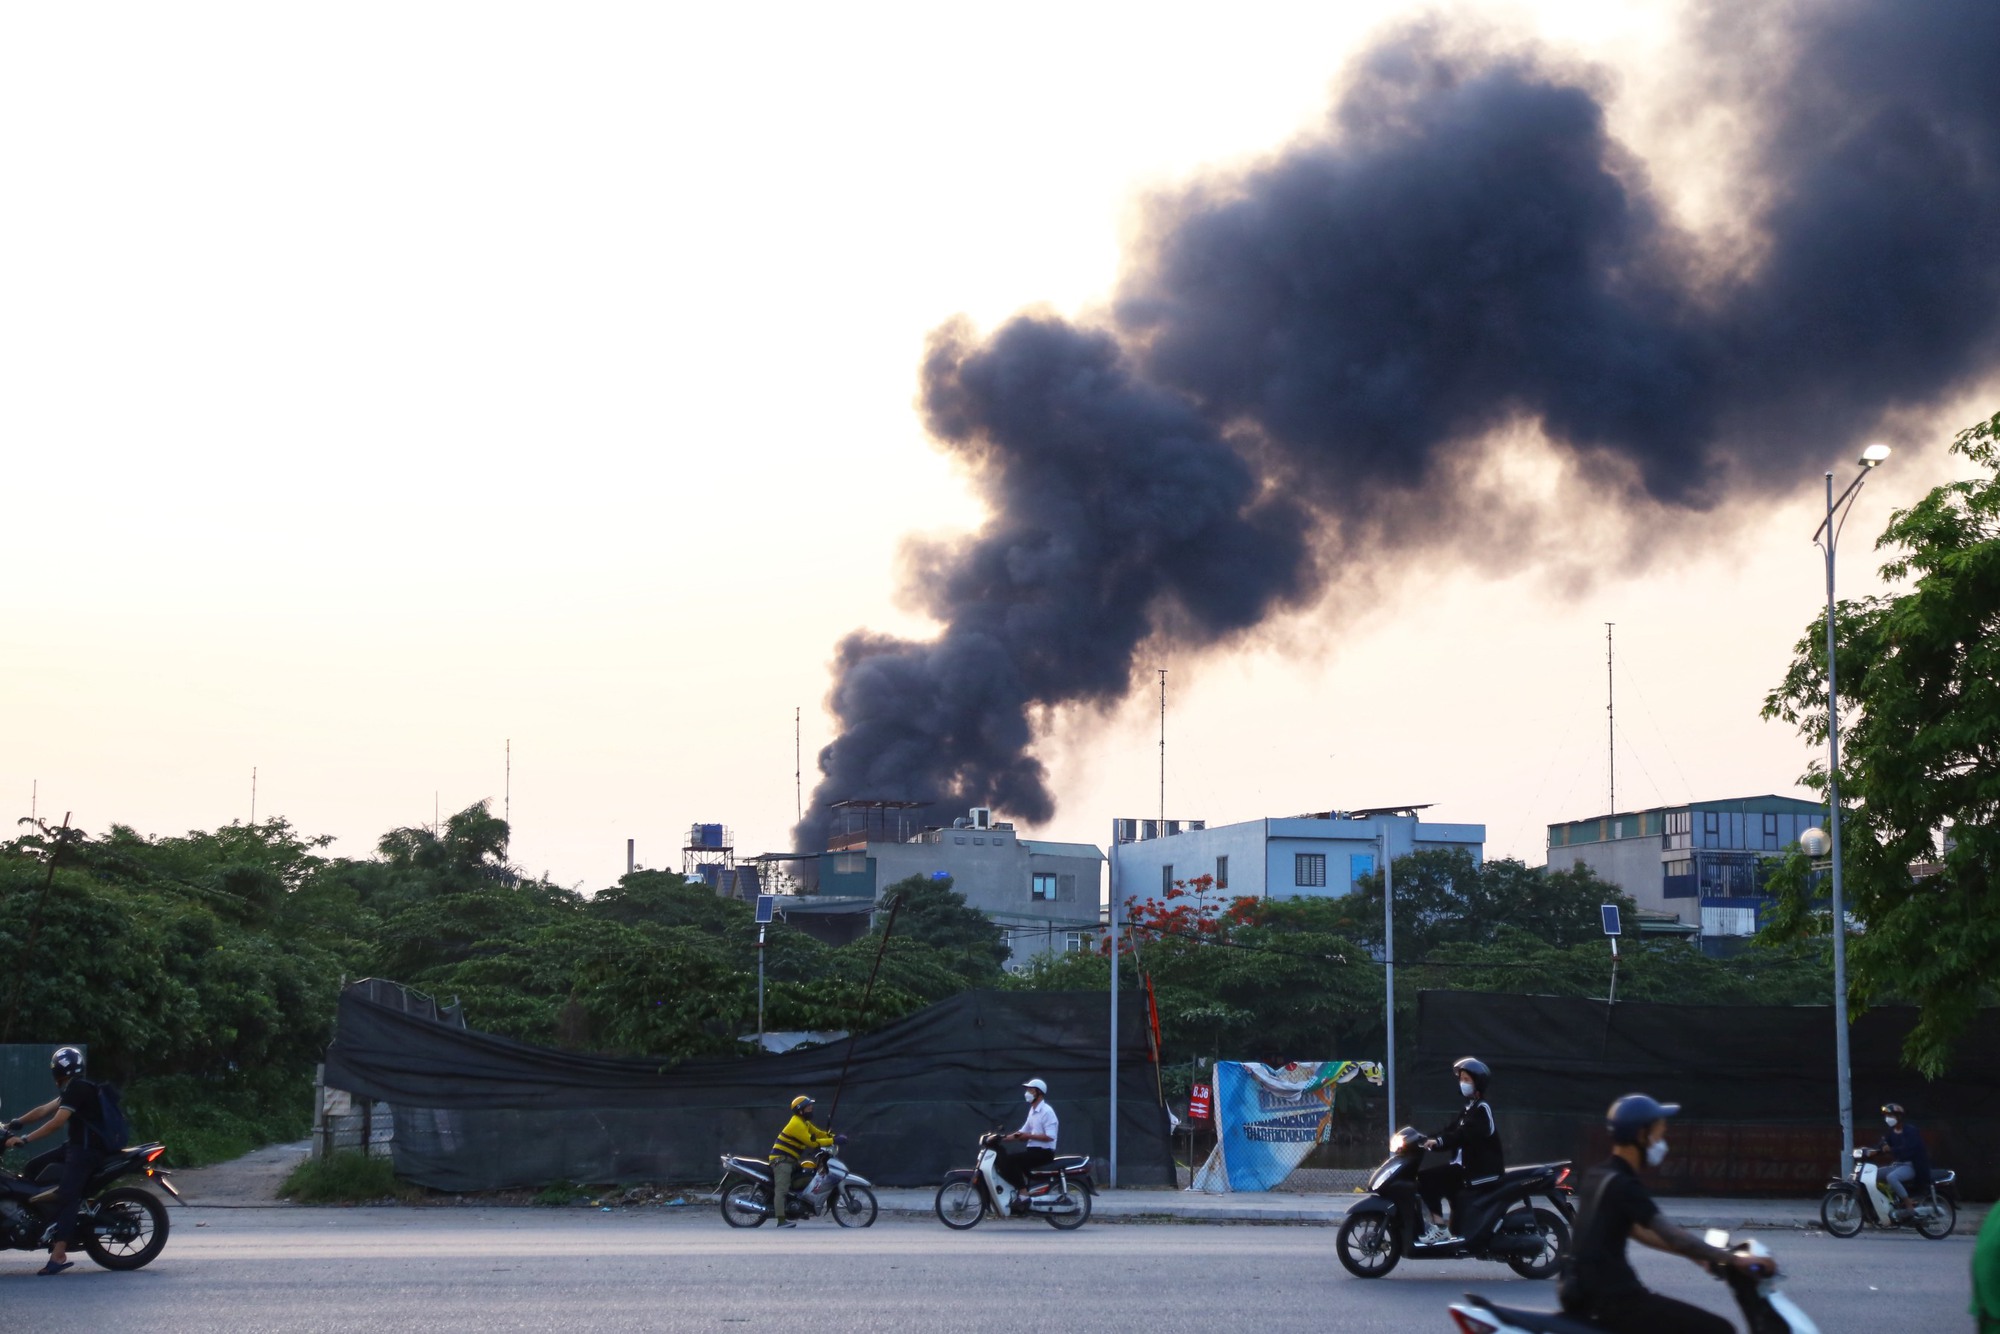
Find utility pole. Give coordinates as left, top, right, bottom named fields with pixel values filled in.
left=1382, top=820, right=1396, bottom=1140
left=1109, top=825, right=1120, bottom=1190
left=504, top=739, right=512, bottom=858
left=795, top=707, right=802, bottom=826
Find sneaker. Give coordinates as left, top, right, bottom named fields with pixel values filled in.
left=1418, top=1223, right=1451, bottom=1246
left=772, top=1218, right=797, bottom=1228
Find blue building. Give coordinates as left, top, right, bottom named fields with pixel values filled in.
left=1106, top=805, right=1486, bottom=907
left=1545, top=794, right=1823, bottom=952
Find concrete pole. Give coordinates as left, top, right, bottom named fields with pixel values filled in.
left=1823, top=471, right=1855, bottom=1167
left=757, top=921, right=767, bottom=1046
left=1109, top=826, right=1120, bottom=1189
left=1382, top=822, right=1396, bottom=1141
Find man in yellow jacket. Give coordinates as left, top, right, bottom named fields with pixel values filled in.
left=769, top=1095, right=837, bottom=1227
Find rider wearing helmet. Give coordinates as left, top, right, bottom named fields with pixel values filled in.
left=1, top=1047, right=105, bottom=1275
left=767, top=1095, right=837, bottom=1228
left=997, top=1078, right=1059, bottom=1208
left=1877, top=1103, right=1932, bottom=1221
left=1416, top=1057, right=1502, bottom=1244
left=1560, top=1094, right=1773, bottom=1333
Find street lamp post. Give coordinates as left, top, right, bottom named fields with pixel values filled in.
left=1811, top=442, right=1890, bottom=1169
left=1380, top=822, right=1396, bottom=1143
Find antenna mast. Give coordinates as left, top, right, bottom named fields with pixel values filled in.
left=504, top=739, right=512, bottom=858
left=795, top=706, right=802, bottom=825
left=250, top=767, right=257, bottom=826
left=1158, top=668, right=1167, bottom=829
left=1606, top=623, right=1615, bottom=816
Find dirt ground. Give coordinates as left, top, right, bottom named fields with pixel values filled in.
left=166, top=1139, right=309, bottom=1205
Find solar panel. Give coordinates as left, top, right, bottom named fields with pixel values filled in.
left=755, top=895, right=776, bottom=924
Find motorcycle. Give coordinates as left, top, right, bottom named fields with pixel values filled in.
left=933, top=1133, right=1093, bottom=1230
left=1820, top=1147, right=1956, bottom=1239
left=1448, top=1231, right=1818, bottom=1334
left=1336, top=1126, right=1573, bottom=1280
left=717, top=1146, right=877, bottom=1227
left=0, top=1117, right=177, bottom=1271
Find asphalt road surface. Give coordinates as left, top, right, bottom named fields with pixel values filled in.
left=0, top=1207, right=1975, bottom=1333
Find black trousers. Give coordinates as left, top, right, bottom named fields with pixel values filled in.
left=1417, top=1164, right=1464, bottom=1220
left=1565, top=1289, right=1735, bottom=1334
left=998, top=1146, right=1055, bottom=1190
left=25, top=1144, right=103, bottom=1246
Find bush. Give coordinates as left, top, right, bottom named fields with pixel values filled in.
left=122, top=1068, right=314, bottom=1169
left=279, top=1151, right=419, bottom=1203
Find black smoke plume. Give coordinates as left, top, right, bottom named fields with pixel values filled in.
left=799, top=0, right=2000, bottom=848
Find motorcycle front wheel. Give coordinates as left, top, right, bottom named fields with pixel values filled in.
left=1335, top=1209, right=1400, bottom=1278
left=833, top=1184, right=878, bottom=1228
left=1505, top=1207, right=1571, bottom=1280
left=1819, top=1186, right=1864, bottom=1238
left=82, top=1188, right=170, bottom=1270
left=935, top=1179, right=985, bottom=1230
left=1042, top=1186, right=1091, bottom=1231
left=721, top=1181, right=770, bottom=1228
left=1916, top=1193, right=1956, bottom=1239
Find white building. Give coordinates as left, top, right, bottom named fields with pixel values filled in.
left=1106, top=806, right=1486, bottom=907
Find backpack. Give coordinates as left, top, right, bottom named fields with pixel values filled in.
left=74, top=1079, right=130, bottom=1151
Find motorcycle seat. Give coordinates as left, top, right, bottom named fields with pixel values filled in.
left=1028, top=1155, right=1091, bottom=1176
left=1931, top=1169, right=1956, bottom=1187
left=1473, top=1163, right=1564, bottom=1190
left=1464, top=1296, right=1600, bottom=1334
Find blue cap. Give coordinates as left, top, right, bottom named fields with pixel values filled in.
left=1607, top=1093, right=1680, bottom=1144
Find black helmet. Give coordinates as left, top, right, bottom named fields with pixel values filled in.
left=1607, top=1093, right=1679, bottom=1145
left=1882, top=1103, right=1906, bottom=1118
left=1453, top=1057, right=1490, bottom=1095
left=50, top=1047, right=83, bottom=1081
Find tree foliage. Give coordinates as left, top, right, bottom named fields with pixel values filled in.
left=1762, top=409, right=2000, bottom=1072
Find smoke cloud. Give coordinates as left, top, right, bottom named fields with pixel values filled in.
left=799, top=0, right=2000, bottom=848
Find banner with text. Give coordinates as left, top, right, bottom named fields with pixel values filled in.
left=1191, top=1060, right=1384, bottom=1193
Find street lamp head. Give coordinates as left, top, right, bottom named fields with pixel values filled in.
left=1859, top=443, right=1891, bottom=468
left=1800, top=827, right=1831, bottom=857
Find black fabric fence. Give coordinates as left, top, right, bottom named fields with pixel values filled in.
left=323, top=982, right=1172, bottom=1192
left=1413, top=991, right=2000, bottom=1200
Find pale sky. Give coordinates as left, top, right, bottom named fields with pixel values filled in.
left=4, top=2, right=1986, bottom=888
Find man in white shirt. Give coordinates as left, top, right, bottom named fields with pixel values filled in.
left=999, top=1078, right=1059, bottom=1204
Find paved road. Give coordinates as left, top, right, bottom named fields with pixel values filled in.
left=0, top=1207, right=1974, bottom=1333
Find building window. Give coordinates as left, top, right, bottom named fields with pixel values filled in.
left=1763, top=812, right=1780, bottom=850
left=1349, top=852, right=1375, bottom=889
left=1064, top=932, right=1085, bottom=953
left=1702, top=811, right=1720, bottom=849
left=832, top=853, right=865, bottom=875
left=1162, top=865, right=1174, bottom=895
left=1296, top=853, right=1327, bottom=888
left=1665, top=858, right=1693, bottom=878
left=1215, top=855, right=1229, bottom=890
left=1031, top=872, right=1057, bottom=901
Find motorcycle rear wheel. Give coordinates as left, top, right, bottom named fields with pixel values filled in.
left=1042, top=1186, right=1091, bottom=1231
left=1335, top=1209, right=1400, bottom=1278
left=833, top=1184, right=878, bottom=1228
left=935, top=1179, right=985, bottom=1230
left=721, top=1181, right=770, bottom=1228
left=1916, top=1193, right=1956, bottom=1239
left=82, top=1187, right=169, bottom=1271
left=1504, top=1207, right=1570, bottom=1280
left=1819, top=1186, right=1864, bottom=1238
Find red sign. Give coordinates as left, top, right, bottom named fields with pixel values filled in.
left=1188, top=1083, right=1213, bottom=1121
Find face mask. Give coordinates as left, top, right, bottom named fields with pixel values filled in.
left=1885, top=1117, right=1898, bottom=1128
left=1459, top=1081, right=1475, bottom=1098
left=1644, top=1139, right=1669, bottom=1168
left=1024, top=1091, right=1036, bottom=1103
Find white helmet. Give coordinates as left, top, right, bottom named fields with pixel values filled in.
left=1022, top=1078, right=1048, bottom=1095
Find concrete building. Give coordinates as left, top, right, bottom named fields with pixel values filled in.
left=1107, top=806, right=1487, bottom=907
left=813, top=803, right=1104, bottom=969
left=1545, top=794, right=1822, bottom=952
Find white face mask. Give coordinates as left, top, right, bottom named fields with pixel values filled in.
left=1645, top=1138, right=1669, bottom=1167
left=1885, top=1117, right=1898, bottom=1128
left=1459, top=1080, right=1476, bottom=1098
left=1024, top=1090, right=1036, bottom=1103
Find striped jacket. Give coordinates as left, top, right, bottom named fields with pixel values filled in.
left=770, top=1112, right=836, bottom=1163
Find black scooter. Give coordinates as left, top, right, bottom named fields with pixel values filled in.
left=1336, top=1126, right=1573, bottom=1280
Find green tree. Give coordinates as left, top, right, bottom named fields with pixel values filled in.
left=873, top=875, right=1008, bottom=980
left=1762, top=409, right=2000, bottom=1072
left=1340, top=852, right=1636, bottom=956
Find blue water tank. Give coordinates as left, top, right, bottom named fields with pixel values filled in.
left=700, top=823, right=724, bottom=848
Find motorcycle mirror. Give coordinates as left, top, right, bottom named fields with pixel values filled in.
left=1703, top=1228, right=1731, bottom=1249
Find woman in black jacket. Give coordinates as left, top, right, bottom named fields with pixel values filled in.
left=1417, top=1056, right=1503, bottom=1245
